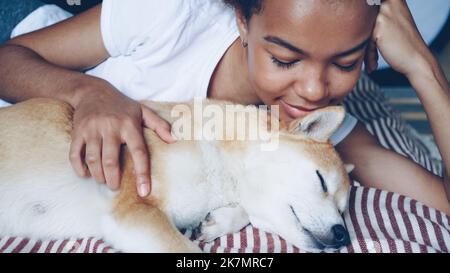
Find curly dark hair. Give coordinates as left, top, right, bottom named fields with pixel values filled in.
left=223, top=0, right=264, bottom=21
left=224, top=0, right=379, bottom=22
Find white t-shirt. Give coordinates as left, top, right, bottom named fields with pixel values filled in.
left=86, top=0, right=239, bottom=103
left=7, top=0, right=358, bottom=145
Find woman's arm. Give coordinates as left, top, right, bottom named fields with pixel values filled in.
left=0, top=5, right=108, bottom=106
left=0, top=5, right=174, bottom=196
left=409, top=53, right=450, bottom=205
left=366, top=0, right=450, bottom=204
left=339, top=0, right=450, bottom=214
left=337, top=123, right=450, bottom=215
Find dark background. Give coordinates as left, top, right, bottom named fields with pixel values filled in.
left=40, top=0, right=101, bottom=14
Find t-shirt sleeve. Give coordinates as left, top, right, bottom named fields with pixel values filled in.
left=100, top=0, right=183, bottom=57
left=330, top=113, right=358, bottom=146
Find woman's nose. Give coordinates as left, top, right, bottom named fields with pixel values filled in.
left=294, top=70, right=328, bottom=103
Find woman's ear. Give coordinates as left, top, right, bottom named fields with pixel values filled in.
left=234, top=9, right=249, bottom=46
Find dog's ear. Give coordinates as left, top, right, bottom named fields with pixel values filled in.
left=344, top=164, right=355, bottom=174
left=288, top=106, right=346, bottom=142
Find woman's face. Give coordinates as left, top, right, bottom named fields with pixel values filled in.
left=238, top=0, right=378, bottom=122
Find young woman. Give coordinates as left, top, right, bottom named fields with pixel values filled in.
left=0, top=0, right=448, bottom=214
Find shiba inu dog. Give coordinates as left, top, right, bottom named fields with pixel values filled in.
left=0, top=98, right=353, bottom=252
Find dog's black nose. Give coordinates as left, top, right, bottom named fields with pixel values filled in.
left=331, top=224, right=350, bottom=247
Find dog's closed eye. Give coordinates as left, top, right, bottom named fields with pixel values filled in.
left=316, top=170, right=327, bottom=193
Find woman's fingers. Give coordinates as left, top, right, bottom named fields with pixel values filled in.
left=365, top=40, right=379, bottom=74
left=70, top=93, right=177, bottom=195
left=121, top=106, right=177, bottom=197
left=141, top=106, right=176, bottom=143
left=122, top=125, right=152, bottom=197
left=85, top=136, right=105, bottom=184
left=102, top=136, right=122, bottom=190
left=69, top=134, right=89, bottom=177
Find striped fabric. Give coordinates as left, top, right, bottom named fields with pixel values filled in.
left=343, top=74, right=443, bottom=177
left=1, top=74, right=449, bottom=253
left=1, top=186, right=448, bottom=253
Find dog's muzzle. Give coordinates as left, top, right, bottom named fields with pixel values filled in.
left=306, top=224, right=350, bottom=250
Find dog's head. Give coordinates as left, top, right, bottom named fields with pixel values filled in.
left=239, top=106, right=353, bottom=252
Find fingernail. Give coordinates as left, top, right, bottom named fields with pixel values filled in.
left=138, top=182, right=150, bottom=197
left=169, top=132, right=177, bottom=142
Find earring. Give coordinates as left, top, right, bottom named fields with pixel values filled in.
left=242, top=40, right=248, bottom=48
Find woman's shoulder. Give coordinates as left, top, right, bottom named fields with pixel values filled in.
left=103, top=0, right=232, bottom=24
left=101, top=0, right=235, bottom=57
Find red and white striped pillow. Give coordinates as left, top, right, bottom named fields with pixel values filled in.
left=1, top=74, right=448, bottom=253
left=1, top=186, right=448, bottom=253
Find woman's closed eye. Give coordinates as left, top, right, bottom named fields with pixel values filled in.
left=333, top=60, right=360, bottom=72
left=271, top=55, right=360, bottom=72
left=271, top=56, right=301, bottom=69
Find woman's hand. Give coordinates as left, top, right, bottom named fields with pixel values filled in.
left=365, top=0, right=435, bottom=78
left=69, top=80, right=176, bottom=197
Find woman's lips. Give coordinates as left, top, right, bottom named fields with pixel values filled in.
left=280, top=100, right=316, bottom=119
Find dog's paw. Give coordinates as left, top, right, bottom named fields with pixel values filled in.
left=196, top=205, right=250, bottom=242
left=198, top=216, right=224, bottom=242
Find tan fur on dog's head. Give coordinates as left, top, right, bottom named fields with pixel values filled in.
left=239, top=106, right=353, bottom=251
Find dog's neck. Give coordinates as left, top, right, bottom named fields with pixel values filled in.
left=197, top=140, right=243, bottom=206
left=204, top=139, right=271, bottom=208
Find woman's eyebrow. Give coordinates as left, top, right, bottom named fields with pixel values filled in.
left=334, top=37, right=371, bottom=58
left=263, top=35, right=371, bottom=58
left=264, top=36, right=308, bottom=56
